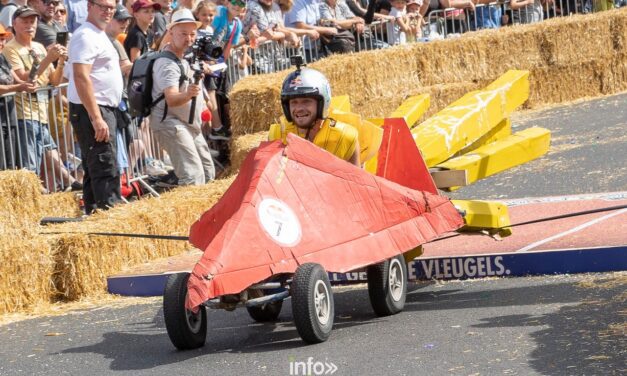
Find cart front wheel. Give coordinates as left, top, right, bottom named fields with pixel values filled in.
left=291, top=263, right=334, bottom=343
left=367, top=255, right=408, bottom=316
left=163, top=272, right=207, bottom=350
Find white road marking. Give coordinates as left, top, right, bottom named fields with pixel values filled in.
left=516, top=208, right=627, bottom=252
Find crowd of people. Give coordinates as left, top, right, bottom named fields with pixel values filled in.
left=0, top=0, right=623, bottom=214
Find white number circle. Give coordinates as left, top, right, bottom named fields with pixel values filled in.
left=257, top=198, right=302, bottom=247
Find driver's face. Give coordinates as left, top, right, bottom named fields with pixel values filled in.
left=289, top=97, right=318, bottom=129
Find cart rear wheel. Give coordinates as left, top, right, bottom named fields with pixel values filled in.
left=291, top=263, right=334, bottom=343
left=367, top=255, right=408, bottom=316
left=163, top=273, right=207, bottom=350
left=247, top=300, right=283, bottom=322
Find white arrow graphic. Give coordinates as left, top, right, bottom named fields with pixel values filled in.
left=325, top=362, right=338, bottom=374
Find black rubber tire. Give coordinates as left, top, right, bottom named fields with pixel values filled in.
left=291, top=263, right=334, bottom=344
left=247, top=300, right=283, bottom=322
left=163, top=273, right=207, bottom=350
left=367, top=255, right=408, bottom=316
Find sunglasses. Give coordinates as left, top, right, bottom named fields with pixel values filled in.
left=89, top=1, right=116, bottom=13
left=45, top=0, right=61, bottom=6
left=55, top=8, right=66, bottom=15
left=230, top=0, right=245, bottom=7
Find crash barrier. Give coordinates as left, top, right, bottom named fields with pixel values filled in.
left=229, top=8, right=627, bottom=137
left=0, top=83, right=180, bottom=195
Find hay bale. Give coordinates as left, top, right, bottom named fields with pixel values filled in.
left=46, top=178, right=234, bottom=301
left=0, top=170, right=43, bottom=232
left=229, top=8, right=627, bottom=137
left=0, top=234, right=55, bottom=314
left=229, top=131, right=269, bottom=173
left=40, top=192, right=81, bottom=218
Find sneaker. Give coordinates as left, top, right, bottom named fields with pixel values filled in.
left=208, top=147, right=220, bottom=158
left=154, top=171, right=179, bottom=188
left=209, top=126, right=232, bottom=141
left=71, top=181, right=83, bottom=191
left=145, top=159, right=169, bottom=176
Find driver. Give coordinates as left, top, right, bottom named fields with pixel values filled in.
left=269, top=66, right=360, bottom=166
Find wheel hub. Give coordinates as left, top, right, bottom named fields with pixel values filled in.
left=314, top=280, right=330, bottom=325
left=388, top=259, right=404, bottom=301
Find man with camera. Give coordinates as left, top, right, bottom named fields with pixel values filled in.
left=149, top=8, right=215, bottom=186
left=68, top=0, right=123, bottom=213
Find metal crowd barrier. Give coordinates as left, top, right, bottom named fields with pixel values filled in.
left=0, top=84, right=168, bottom=196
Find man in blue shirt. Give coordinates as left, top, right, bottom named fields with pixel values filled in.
left=283, top=0, right=338, bottom=61
left=65, top=0, right=87, bottom=33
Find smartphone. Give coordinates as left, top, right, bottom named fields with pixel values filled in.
left=56, top=31, right=69, bottom=47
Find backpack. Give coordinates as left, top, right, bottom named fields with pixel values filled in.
left=127, top=50, right=187, bottom=119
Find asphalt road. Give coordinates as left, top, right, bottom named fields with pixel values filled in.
left=1, top=93, right=626, bottom=376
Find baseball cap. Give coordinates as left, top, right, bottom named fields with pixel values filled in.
left=12, top=6, right=39, bottom=21
left=132, top=0, right=161, bottom=13
left=167, top=8, right=201, bottom=30
left=113, top=4, right=133, bottom=20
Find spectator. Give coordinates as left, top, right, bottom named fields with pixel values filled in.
left=510, top=0, right=543, bottom=24
left=0, top=0, right=27, bottom=29
left=206, top=0, right=244, bottom=141
left=124, top=0, right=160, bottom=62
left=435, top=0, right=474, bottom=34
left=242, top=0, right=299, bottom=47
left=30, top=0, right=63, bottom=47
left=0, top=23, right=37, bottom=170
left=106, top=4, right=167, bottom=176
left=345, top=0, right=396, bottom=23
left=473, top=0, right=501, bottom=29
left=319, top=0, right=364, bottom=54
left=2, top=6, right=76, bottom=190
left=53, top=1, right=67, bottom=29
left=405, top=0, right=424, bottom=41
left=65, top=0, right=87, bottom=33
left=284, top=0, right=338, bottom=61
left=387, top=0, right=411, bottom=45
left=151, top=8, right=215, bottom=185
left=68, top=0, right=124, bottom=213
left=152, top=0, right=172, bottom=45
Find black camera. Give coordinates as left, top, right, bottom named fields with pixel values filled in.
left=192, top=35, right=223, bottom=61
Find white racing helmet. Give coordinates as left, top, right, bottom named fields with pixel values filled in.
left=280, top=67, right=332, bottom=123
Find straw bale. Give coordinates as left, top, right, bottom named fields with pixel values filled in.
left=40, top=192, right=81, bottom=218
left=46, top=178, right=234, bottom=300
left=0, top=233, right=55, bottom=314
left=229, top=131, right=269, bottom=173
left=229, top=9, right=627, bottom=138
left=0, top=170, right=43, bottom=232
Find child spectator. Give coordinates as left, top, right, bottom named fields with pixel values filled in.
left=387, top=0, right=411, bottom=45
left=124, top=0, right=160, bottom=62
left=405, top=0, right=424, bottom=42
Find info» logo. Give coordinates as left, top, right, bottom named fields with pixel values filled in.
left=289, top=356, right=338, bottom=375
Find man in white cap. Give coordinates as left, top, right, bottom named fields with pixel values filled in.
left=67, top=0, right=123, bottom=213
left=149, top=8, right=215, bottom=186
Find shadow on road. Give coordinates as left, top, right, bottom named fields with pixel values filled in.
left=470, top=277, right=625, bottom=375
left=57, top=277, right=624, bottom=373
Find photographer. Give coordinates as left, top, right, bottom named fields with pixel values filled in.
left=150, top=8, right=215, bottom=186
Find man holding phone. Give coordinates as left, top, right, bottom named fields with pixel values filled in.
left=30, top=0, right=63, bottom=47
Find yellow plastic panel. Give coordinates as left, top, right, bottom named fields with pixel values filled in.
left=389, top=94, right=430, bottom=128
left=412, top=70, right=530, bottom=167
left=437, top=127, right=550, bottom=191
left=451, top=199, right=512, bottom=237
left=457, top=118, right=512, bottom=156
left=329, top=109, right=383, bottom=163
left=329, top=95, right=351, bottom=113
